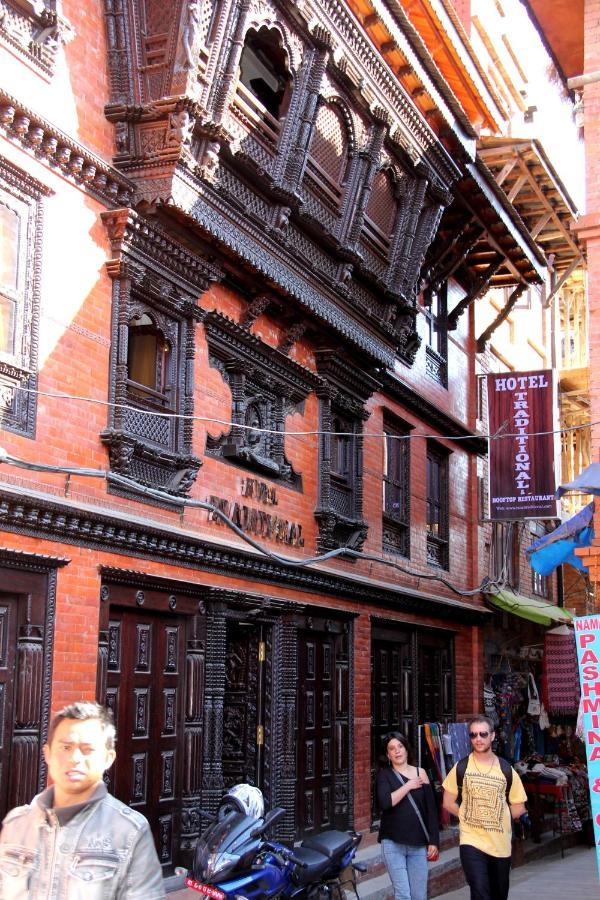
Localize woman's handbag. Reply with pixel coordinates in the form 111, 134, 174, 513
527, 672, 541, 716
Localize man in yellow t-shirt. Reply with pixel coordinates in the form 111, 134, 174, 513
442, 715, 527, 900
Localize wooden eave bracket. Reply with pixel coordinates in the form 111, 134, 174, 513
476, 282, 528, 352
446, 255, 503, 330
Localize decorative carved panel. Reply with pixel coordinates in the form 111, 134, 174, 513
0, 0, 74, 79
203, 310, 321, 488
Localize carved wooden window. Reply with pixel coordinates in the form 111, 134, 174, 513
102, 292, 201, 498
363, 169, 397, 259
382, 420, 410, 557
305, 102, 349, 211
236, 26, 291, 150
422, 282, 448, 387
426, 442, 449, 570
330, 413, 355, 516
127, 313, 173, 409
0, 160, 47, 437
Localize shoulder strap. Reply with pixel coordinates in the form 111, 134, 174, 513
455, 756, 469, 806
497, 757, 513, 803
392, 770, 430, 843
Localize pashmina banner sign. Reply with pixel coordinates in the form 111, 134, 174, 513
574, 615, 600, 881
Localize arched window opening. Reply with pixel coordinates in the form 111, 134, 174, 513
127, 313, 172, 406
305, 102, 349, 210
363, 169, 398, 258
239, 27, 291, 120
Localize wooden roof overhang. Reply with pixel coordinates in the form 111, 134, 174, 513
522, 0, 584, 84
346, 0, 504, 152
478, 137, 584, 308
424, 159, 547, 332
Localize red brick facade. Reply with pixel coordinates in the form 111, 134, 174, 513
0, 0, 517, 870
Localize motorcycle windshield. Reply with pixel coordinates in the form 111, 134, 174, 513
193, 812, 262, 883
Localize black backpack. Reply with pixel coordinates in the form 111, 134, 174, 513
455, 755, 513, 806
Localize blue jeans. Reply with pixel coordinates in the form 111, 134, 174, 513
381, 839, 428, 900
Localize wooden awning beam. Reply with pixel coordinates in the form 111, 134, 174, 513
476, 282, 528, 352
543, 255, 585, 308
447, 255, 504, 330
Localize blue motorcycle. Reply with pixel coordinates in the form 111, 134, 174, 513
186, 786, 364, 899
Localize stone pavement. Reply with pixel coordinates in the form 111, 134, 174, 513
438, 844, 599, 899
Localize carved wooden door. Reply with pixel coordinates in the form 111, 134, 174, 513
105, 607, 186, 872
297, 629, 349, 837
222, 621, 264, 789
0, 595, 17, 820
417, 633, 454, 728
371, 631, 414, 820
371, 635, 415, 747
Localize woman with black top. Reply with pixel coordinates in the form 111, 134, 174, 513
376, 732, 439, 900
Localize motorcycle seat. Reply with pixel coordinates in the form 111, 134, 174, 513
301, 830, 355, 860
289, 847, 332, 885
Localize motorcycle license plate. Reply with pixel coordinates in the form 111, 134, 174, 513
184, 876, 226, 899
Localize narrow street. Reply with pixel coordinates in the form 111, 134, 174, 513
439, 845, 598, 899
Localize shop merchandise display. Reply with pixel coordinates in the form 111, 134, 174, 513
543, 630, 580, 715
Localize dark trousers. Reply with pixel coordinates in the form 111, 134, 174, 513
459, 845, 511, 900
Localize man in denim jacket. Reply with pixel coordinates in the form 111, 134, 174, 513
0, 701, 165, 898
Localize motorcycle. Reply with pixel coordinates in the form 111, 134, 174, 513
186, 795, 364, 899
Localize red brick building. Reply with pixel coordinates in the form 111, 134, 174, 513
0, 0, 549, 873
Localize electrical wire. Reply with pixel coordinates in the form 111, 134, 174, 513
11, 385, 595, 443
0, 447, 500, 598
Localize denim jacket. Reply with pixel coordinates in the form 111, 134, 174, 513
0, 784, 166, 899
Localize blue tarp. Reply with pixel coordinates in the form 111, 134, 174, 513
556, 463, 600, 498
528, 526, 593, 575
528, 501, 594, 553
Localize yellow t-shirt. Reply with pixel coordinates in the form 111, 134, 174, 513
442, 756, 527, 858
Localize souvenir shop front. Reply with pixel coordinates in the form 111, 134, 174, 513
482, 602, 592, 845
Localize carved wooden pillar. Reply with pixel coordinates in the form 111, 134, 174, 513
343, 116, 388, 253
8, 622, 44, 809
354, 409, 369, 525
201, 600, 227, 813
335, 148, 362, 246
209, 0, 252, 126
182, 301, 200, 452
280, 37, 330, 195
402, 194, 448, 303
104, 0, 132, 104
278, 613, 298, 842
107, 258, 131, 435
316, 385, 333, 515
386, 176, 414, 290
96, 628, 109, 705
334, 626, 352, 828
200, 0, 238, 116
224, 363, 245, 448
271, 395, 285, 471
181, 610, 205, 857
392, 172, 428, 301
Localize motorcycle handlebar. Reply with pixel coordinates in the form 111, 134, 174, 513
261, 843, 308, 868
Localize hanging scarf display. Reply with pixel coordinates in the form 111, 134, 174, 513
543, 630, 580, 715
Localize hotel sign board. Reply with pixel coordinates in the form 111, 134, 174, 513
487, 370, 558, 520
